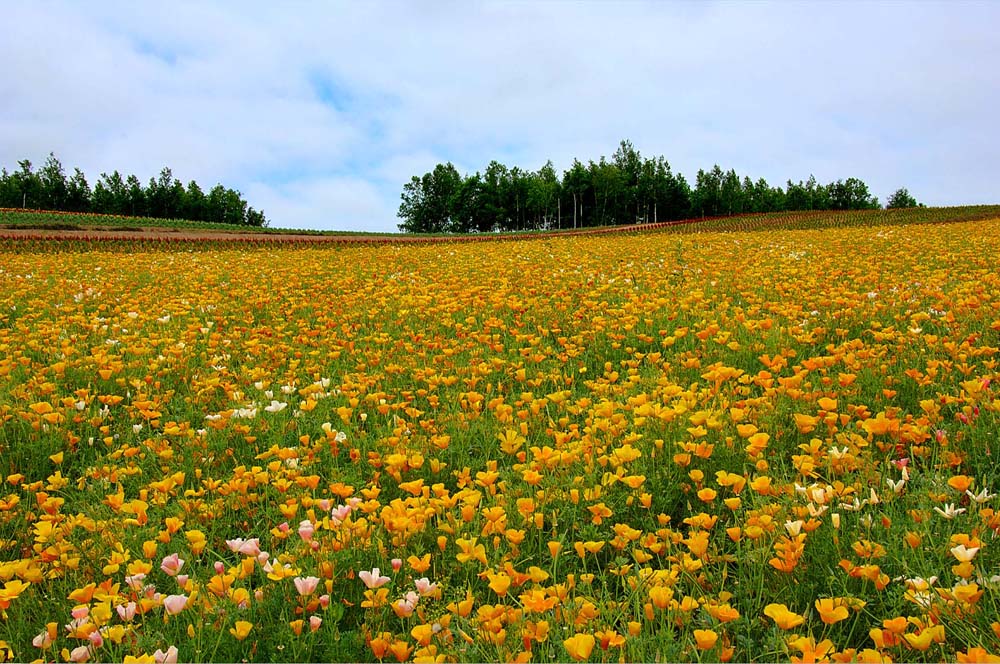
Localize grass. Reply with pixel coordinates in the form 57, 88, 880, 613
0, 212, 999, 662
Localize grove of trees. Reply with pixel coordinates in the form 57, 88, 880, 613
0, 153, 268, 226
398, 141, 911, 233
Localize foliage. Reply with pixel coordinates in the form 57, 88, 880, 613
398, 140, 896, 233
887, 188, 920, 209
1, 209, 1000, 662
0, 153, 268, 227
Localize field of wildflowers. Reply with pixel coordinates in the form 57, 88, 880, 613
1, 214, 1000, 662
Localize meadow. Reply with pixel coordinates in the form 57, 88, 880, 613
1, 213, 999, 662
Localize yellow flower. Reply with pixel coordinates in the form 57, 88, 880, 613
487, 571, 511, 596
455, 538, 487, 565
230, 620, 253, 640
563, 633, 595, 661
763, 603, 804, 630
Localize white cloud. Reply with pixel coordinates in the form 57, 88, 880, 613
244, 177, 398, 233
2, 1, 998, 228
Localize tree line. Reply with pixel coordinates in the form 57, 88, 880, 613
398, 140, 920, 233
0, 153, 268, 226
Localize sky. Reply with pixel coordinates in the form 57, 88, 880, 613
3, 1, 998, 232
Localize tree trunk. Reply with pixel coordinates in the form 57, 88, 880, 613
573, 193, 577, 229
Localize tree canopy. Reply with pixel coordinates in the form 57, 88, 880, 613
398, 140, 895, 233
886, 187, 920, 209
0, 153, 268, 226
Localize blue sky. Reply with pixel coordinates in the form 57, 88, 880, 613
2, 2, 998, 232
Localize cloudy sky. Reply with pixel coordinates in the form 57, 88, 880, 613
3, 2, 997, 231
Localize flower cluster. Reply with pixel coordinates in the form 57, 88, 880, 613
0, 218, 999, 661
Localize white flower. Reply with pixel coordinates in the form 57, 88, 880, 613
934, 503, 966, 519
967, 488, 996, 504
264, 400, 287, 413
950, 544, 980, 562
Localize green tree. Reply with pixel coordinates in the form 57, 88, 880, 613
691, 165, 723, 217
613, 140, 642, 223
66, 168, 92, 212
246, 206, 268, 227
93, 171, 127, 214
480, 161, 511, 232
719, 168, 745, 215
561, 159, 591, 229
527, 161, 560, 229
125, 175, 146, 216
12, 160, 42, 209
182, 181, 208, 221
828, 177, 880, 210
0, 168, 17, 207
886, 187, 918, 208
397, 163, 463, 233
38, 153, 68, 210
588, 157, 622, 227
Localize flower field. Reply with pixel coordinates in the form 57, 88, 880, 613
1, 215, 1000, 662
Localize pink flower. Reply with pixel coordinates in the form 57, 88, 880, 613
116, 602, 137, 622
124, 573, 146, 591
414, 577, 438, 597
32, 630, 54, 649
154, 646, 179, 664
87, 631, 104, 648
331, 504, 351, 522
391, 558, 403, 572
298, 520, 315, 541
358, 567, 391, 589
160, 553, 185, 577
72, 605, 90, 620
393, 591, 419, 617
176, 574, 188, 587
214, 561, 225, 574
69, 645, 91, 663
226, 538, 261, 556
294, 576, 320, 596
309, 616, 323, 632
162, 594, 188, 615
278, 521, 290, 533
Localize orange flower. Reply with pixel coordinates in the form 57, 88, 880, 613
595, 629, 625, 650
407, 554, 431, 573
814, 598, 849, 625
948, 475, 974, 492
957, 647, 1000, 662
693, 629, 718, 650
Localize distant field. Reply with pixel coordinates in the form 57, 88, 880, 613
1, 209, 1000, 662
0, 208, 390, 236
3, 205, 1000, 242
